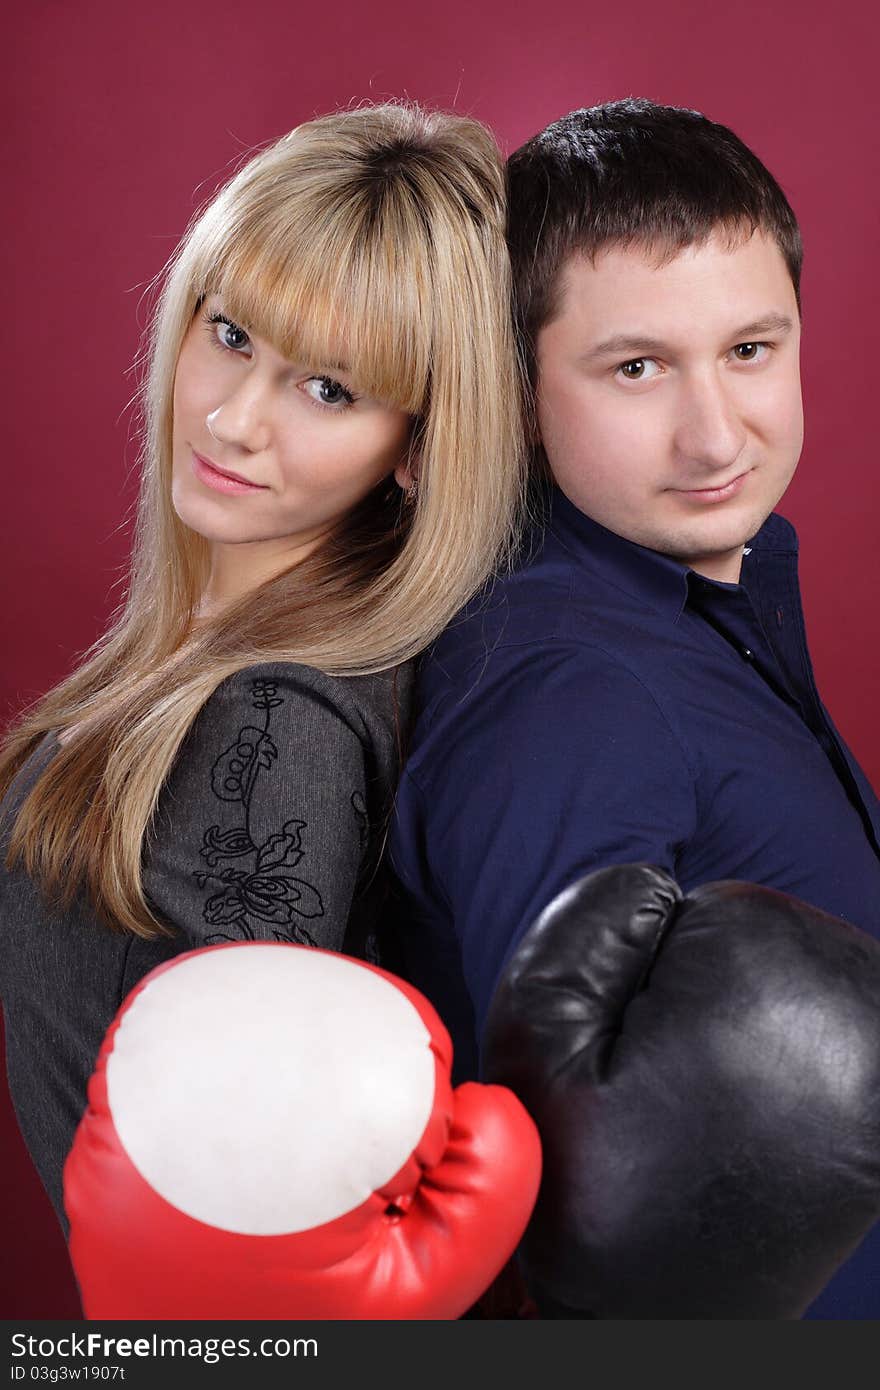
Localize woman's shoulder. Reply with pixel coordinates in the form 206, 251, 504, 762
215, 658, 414, 711
202, 659, 415, 758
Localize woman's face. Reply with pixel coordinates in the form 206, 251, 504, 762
171, 296, 413, 586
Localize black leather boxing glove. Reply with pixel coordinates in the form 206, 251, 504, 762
481, 865, 880, 1319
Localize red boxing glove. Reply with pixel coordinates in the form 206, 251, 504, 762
64, 943, 541, 1320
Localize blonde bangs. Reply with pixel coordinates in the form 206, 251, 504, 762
184, 174, 434, 416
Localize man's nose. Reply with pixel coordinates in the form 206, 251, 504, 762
673, 371, 747, 474
206, 375, 272, 454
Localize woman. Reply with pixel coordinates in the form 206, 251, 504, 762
0, 102, 527, 1232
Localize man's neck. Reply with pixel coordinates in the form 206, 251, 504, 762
685, 550, 745, 585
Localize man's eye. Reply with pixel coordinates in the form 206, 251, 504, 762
303, 376, 356, 409
205, 312, 251, 353
732, 342, 769, 363
617, 358, 660, 382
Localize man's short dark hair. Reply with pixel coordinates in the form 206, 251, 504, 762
507, 98, 803, 384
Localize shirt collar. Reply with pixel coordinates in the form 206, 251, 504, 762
545, 483, 798, 622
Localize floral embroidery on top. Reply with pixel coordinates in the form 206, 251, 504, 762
194, 676, 325, 946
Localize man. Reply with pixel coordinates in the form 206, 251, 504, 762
388, 98, 880, 1317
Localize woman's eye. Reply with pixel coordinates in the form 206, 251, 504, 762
205, 312, 251, 354
617, 357, 660, 382
732, 341, 769, 363
303, 376, 356, 409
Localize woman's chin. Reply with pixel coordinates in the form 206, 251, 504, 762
170, 487, 241, 543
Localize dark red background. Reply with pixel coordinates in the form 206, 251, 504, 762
4, 0, 878, 1317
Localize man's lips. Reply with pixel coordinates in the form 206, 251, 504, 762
671, 469, 751, 502
191, 449, 268, 489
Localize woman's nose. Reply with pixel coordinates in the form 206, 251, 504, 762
205, 379, 272, 454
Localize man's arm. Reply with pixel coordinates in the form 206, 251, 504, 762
482, 864, 880, 1318
391, 640, 699, 1040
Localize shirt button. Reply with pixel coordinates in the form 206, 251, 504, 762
741, 647, 755, 661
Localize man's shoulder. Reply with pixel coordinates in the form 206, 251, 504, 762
426, 506, 801, 660
749, 511, 799, 553
418, 534, 670, 697
414, 579, 673, 742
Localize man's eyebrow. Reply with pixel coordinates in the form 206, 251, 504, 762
729, 313, 795, 340
582, 313, 795, 360
581, 333, 669, 360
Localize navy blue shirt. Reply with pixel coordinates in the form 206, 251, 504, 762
389, 484, 880, 1318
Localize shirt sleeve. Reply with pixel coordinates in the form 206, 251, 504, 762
391, 640, 699, 1038
141, 663, 371, 953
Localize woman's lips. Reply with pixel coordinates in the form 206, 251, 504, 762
191, 449, 269, 494
672, 469, 751, 504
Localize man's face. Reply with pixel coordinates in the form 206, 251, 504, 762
535, 228, 803, 582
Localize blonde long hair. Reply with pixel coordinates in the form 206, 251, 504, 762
0, 102, 528, 939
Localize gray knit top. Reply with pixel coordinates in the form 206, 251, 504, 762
0, 660, 414, 1234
